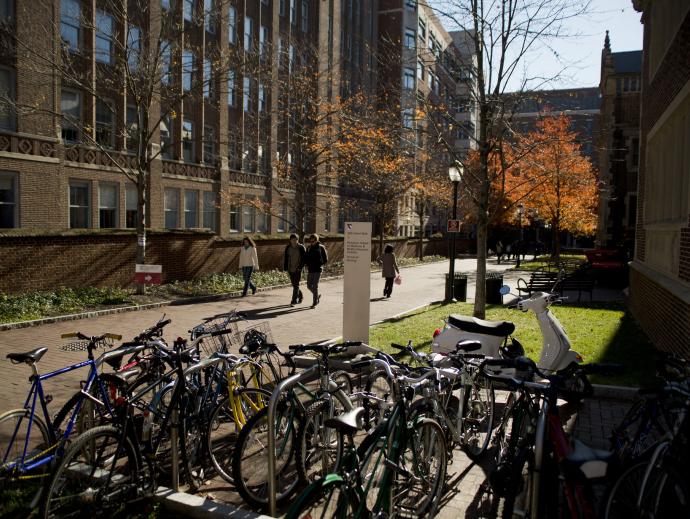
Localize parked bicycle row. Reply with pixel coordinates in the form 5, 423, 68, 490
1, 286, 689, 518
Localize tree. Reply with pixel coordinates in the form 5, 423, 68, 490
421, 0, 591, 318
504, 113, 597, 257
8, 0, 239, 293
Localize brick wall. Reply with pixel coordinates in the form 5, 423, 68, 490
0, 231, 454, 293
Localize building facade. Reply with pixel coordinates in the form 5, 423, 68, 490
597, 33, 642, 248
630, 0, 690, 356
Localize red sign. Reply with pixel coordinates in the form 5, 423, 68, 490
135, 264, 162, 285
447, 219, 461, 233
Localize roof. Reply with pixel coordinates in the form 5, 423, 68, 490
612, 51, 642, 74
508, 87, 601, 113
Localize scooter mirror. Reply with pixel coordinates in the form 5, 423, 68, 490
499, 285, 511, 295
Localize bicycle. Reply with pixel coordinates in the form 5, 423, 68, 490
286, 357, 447, 519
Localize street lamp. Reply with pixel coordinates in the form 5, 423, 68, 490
446, 163, 463, 302
516, 203, 524, 268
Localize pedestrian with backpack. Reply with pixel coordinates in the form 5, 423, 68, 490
284, 233, 306, 306
305, 234, 328, 308
379, 244, 400, 298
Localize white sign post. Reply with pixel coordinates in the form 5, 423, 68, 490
343, 222, 372, 351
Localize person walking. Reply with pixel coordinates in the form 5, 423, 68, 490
496, 240, 504, 264
284, 233, 306, 306
305, 234, 328, 308
239, 236, 259, 297
380, 244, 400, 298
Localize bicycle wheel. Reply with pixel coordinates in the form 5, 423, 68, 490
500, 447, 534, 519
364, 369, 393, 429
40, 425, 140, 518
396, 418, 447, 517
296, 399, 344, 484
463, 375, 495, 460
207, 388, 271, 483
286, 476, 360, 519
232, 399, 301, 509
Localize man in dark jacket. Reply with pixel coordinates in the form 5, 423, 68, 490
304, 234, 328, 308
284, 233, 306, 306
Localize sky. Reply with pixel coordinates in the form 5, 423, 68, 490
430, 0, 644, 92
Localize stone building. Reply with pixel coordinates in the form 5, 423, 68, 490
630, 0, 690, 356
597, 32, 642, 248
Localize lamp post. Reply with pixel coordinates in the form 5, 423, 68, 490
516, 203, 524, 268
446, 163, 463, 302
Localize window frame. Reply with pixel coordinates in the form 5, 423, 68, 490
404, 28, 416, 49
60, 88, 82, 143
228, 6, 237, 44
0, 171, 18, 229
95, 9, 114, 64
244, 16, 253, 51
229, 203, 240, 232
301, 0, 308, 32
203, 125, 215, 164
182, 50, 194, 92
160, 116, 172, 159
403, 67, 415, 90
182, 119, 195, 162
125, 184, 138, 229
98, 182, 118, 229
203, 191, 217, 231
60, 0, 81, 51
164, 187, 180, 229
184, 189, 199, 228
95, 98, 115, 148
69, 180, 91, 229
203, 58, 213, 99
0, 67, 15, 131
228, 70, 236, 106
242, 203, 255, 232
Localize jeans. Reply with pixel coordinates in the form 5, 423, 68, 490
306, 272, 321, 305
384, 277, 394, 297
289, 271, 303, 303
242, 266, 256, 295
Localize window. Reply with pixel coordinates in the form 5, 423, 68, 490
243, 76, 251, 111
0, 172, 17, 228
228, 6, 237, 44
0, 68, 15, 130
277, 200, 287, 232
403, 67, 415, 90
632, 137, 639, 167
160, 116, 172, 159
261, 0, 269, 5
289, 44, 295, 72
182, 119, 194, 162
417, 59, 424, 80
301, 0, 308, 32
127, 25, 141, 71
228, 70, 236, 105
256, 198, 267, 232
184, 190, 198, 228
402, 108, 414, 129
95, 10, 113, 64
95, 99, 114, 148
161, 41, 172, 85
161, 0, 170, 10
69, 181, 90, 229
203, 191, 216, 231
404, 28, 416, 49
0, 0, 13, 22
183, 0, 193, 22
259, 26, 269, 57
280, 0, 286, 17
204, 58, 212, 98
60, 89, 81, 143
182, 51, 194, 92
406, 0, 417, 10
324, 202, 331, 232
229, 204, 239, 232
242, 204, 254, 232
290, 0, 296, 25
60, 0, 80, 51
418, 18, 426, 41
204, 0, 215, 33
244, 16, 253, 51
99, 183, 118, 228
258, 84, 266, 112
164, 188, 179, 228
126, 105, 138, 151
125, 184, 138, 228
203, 126, 214, 164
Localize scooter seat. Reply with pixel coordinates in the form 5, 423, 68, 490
562, 439, 614, 480
448, 315, 515, 337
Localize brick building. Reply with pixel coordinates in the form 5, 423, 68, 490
597, 32, 642, 248
630, 0, 690, 356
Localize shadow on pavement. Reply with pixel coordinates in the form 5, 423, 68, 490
241, 304, 313, 320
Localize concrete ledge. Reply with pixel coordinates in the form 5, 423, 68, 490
154, 486, 273, 519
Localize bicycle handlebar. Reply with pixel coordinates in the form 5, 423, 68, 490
61, 332, 122, 343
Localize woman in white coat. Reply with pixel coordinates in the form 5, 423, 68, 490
239, 236, 259, 296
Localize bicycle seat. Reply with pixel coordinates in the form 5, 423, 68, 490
107, 367, 142, 388
7, 347, 48, 365
324, 407, 365, 435
448, 315, 515, 337
563, 439, 615, 480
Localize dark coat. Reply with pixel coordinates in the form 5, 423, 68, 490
283, 243, 306, 272
305, 242, 328, 273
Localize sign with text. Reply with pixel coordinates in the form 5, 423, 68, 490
135, 264, 162, 285
447, 219, 461, 233
343, 222, 372, 349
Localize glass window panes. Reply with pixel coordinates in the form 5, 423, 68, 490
60, 0, 80, 51
126, 105, 138, 151
125, 184, 138, 228
0, 0, 13, 21
127, 25, 141, 71
161, 41, 172, 85
203, 126, 214, 164
228, 6, 237, 44
160, 117, 172, 159
60, 89, 81, 142
0, 68, 14, 130
95, 10, 113, 64
204, 58, 212, 98
280, 0, 285, 17
403, 68, 415, 89
260, 26, 269, 57
162, 0, 170, 10
277, 200, 286, 232
290, 0, 296, 24
184, 190, 198, 228
184, 0, 193, 22
324, 202, 331, 232
244, 16, 253, 50
203, 191, 216, 231
0, 173, 16, 228
243, 77, 251, 111
258, 84, 266, 112
229, 204, 239, 232
404, 28, 416, 49
205, 0, 215, 32
182, 119, 194, 162
182, 51, 193, 92
301, 0, 308, 32
164, 188, 179, 228
99, 183, 117, 228
242, 204, 254, 232
69, 181, 90, 228
228, 71, 236, 105
95, 99, 114, 147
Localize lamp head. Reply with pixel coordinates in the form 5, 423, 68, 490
448, 164, 463, 182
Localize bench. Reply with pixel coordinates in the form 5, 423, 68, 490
517, 270, 559, 297
556, 277, 595, 302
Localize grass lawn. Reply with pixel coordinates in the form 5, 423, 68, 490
511, 254, 587, 272
368, 300, 657, 387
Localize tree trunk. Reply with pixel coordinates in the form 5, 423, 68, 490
473, 210, 488, 319
552, 219, 561, 260
135, 168, 147, 295
378, 203, 385, 258
417, 205, 425, 260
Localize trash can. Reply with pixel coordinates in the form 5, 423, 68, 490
486, 272, 504, 304
446, 273, 468, 302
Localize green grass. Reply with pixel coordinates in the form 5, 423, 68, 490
511, 254, 587, 272
369, 300, 656, 387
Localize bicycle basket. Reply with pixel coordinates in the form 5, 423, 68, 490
233, 322, 274, 354
190, 309, 245, 339
60, 336, 116, 352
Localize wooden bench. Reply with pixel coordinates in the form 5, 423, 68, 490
555, 277, 595, 302
517, 270, 559, 297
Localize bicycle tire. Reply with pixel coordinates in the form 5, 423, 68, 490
39, 425, 140, 519
231, 400, 301, 510
462, 374, 495, 460
52, 388, 105, 442
407, 395, 459, 449
364, 369, 393, 429
207, 388, 271, 484
295, 399, 344, 484
500, 447, 533, 519
286, 475, 360, 519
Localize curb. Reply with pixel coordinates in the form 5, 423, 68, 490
154, 487, 273, 519
591, 383, 638, 400
0, 260, 448, 331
